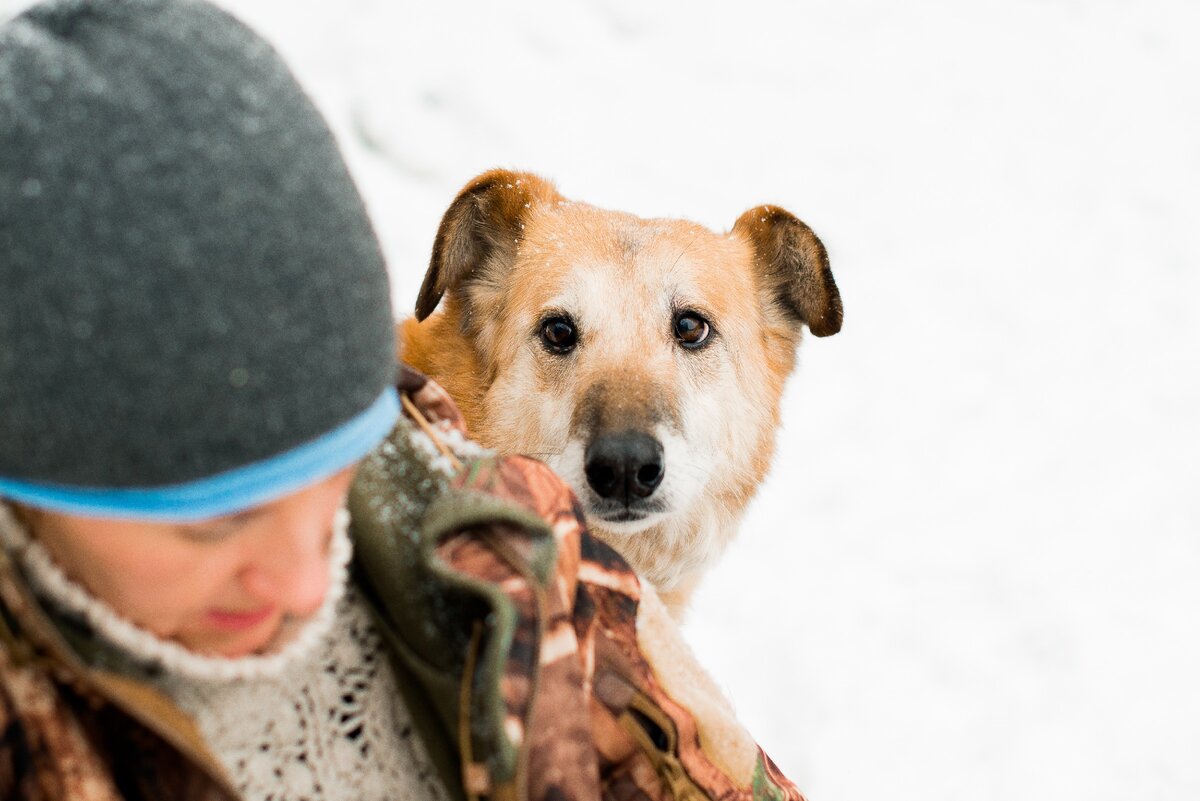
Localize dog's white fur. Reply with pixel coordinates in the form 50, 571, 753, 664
401, 170, 841, 616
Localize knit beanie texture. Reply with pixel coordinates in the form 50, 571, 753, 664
0, 0, 396, 494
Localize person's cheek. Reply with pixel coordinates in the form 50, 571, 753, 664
103, 541, 227, 637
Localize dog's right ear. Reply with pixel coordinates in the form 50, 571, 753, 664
415, 169, 562, 321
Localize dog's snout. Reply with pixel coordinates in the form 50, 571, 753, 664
584, 431, 664, 504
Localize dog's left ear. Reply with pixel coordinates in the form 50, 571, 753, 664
415, 169, 562, 321
732, 206, 842, 337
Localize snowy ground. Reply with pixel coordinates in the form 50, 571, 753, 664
5, 1, 1197, 799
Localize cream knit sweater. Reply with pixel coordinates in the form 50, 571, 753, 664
0, 503, 446, 801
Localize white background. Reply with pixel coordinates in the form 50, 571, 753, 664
4, 1, 1197, 799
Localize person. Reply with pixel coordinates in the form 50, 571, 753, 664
0, 2, 806, 800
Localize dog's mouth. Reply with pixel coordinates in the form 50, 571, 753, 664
586, 498, 668, 534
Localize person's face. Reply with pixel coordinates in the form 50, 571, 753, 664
17, 466, 356, 658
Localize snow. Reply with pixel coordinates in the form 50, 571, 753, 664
3, 0, 1197, 798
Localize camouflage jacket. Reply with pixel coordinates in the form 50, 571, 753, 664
0, 369, 805, 801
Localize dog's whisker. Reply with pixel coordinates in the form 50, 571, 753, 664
665, 231, 702, 276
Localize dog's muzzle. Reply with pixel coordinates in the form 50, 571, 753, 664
583, 431, 664, 513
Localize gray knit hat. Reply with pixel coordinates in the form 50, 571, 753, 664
0, 0, 399, 519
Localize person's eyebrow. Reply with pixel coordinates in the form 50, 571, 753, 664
226, 506, 270, 525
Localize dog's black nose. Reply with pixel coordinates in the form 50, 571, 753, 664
584, 431, 664, 503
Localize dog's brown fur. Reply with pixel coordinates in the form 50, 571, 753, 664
401, 169, 841, 616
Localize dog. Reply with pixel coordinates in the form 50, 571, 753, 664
399, 169, 842, 616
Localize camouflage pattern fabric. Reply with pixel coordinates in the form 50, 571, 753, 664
353, 366, 806, 801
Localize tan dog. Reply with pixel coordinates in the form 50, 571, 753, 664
400, 169, 842, 615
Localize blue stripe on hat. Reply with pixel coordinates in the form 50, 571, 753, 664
0, 387, 400, 522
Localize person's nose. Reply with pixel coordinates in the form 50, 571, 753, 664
239, 510, 333, 618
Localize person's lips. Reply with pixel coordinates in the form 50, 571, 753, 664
205, 606, 276, 631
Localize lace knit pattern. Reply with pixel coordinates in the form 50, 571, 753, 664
152, 585, 448, 801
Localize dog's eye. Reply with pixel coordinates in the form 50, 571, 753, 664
540, 316, 577, 353
673, 312, 711, 349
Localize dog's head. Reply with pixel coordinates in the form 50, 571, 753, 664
413, 170, 841, 586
